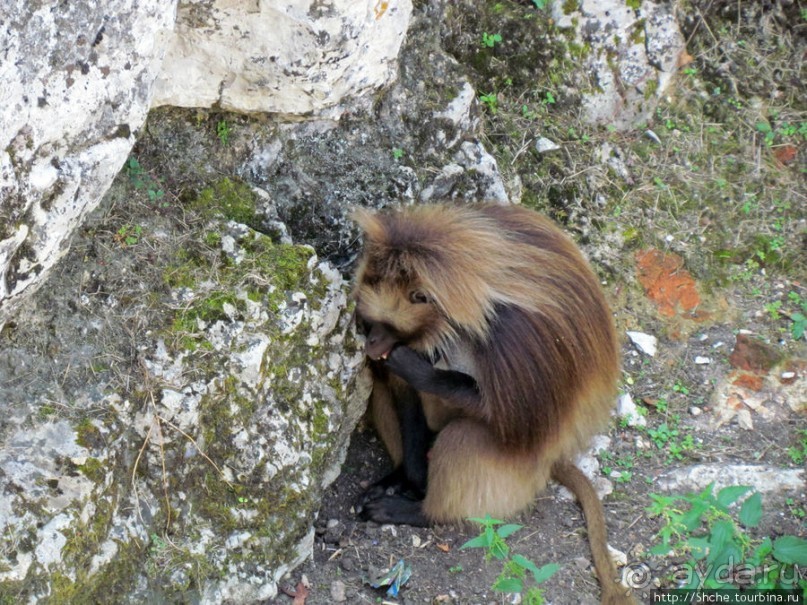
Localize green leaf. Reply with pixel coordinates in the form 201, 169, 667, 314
460, 535, 490, 550
773, 536, 807, 565
649, 543, 672, 556
681, 569, 701, 589
706, 520, 737, 565
493, 577, 524, 593
686, 536, 711, 560
490, 537, 510, 561
716, 485, 753, 508
468, 515, 504, 525
496, 524, 523, 539
755, 121, 773, 133
530, 562, 560, 584
739, 492, 762, 527
748, 537, 773, 566
706, 542, 742, 579
680, 500, 710, 531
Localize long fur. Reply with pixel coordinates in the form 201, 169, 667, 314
354, 203, 631, 604
355, 204, 619, 453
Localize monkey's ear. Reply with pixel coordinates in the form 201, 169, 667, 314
351, 207, 387, 243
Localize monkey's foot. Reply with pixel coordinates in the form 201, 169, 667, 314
359, 493, 430, 527
358, 468, 424, 508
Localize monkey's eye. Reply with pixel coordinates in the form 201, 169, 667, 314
409, 290, 430, 304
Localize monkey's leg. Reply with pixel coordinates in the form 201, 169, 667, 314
423, 419, 547, 523
360, 376, 433, 520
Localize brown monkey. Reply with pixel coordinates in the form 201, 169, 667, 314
353, 203, 633, 605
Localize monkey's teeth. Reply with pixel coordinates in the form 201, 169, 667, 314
380, 352, 389, 360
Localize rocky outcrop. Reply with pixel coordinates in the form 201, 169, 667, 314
0, 0, 414, 329
0, 197, 371, 601
0, 0, 176, 328
152, 0, 414, 116
552, 0, 686, 129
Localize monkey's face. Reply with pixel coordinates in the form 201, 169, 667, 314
355, 278, 447, 361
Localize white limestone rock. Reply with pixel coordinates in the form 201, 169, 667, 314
552, 0, 685, 130
0, 0, 176, 328
153, 0, 414, 117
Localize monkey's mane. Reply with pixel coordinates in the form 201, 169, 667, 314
355, 204, 619, 451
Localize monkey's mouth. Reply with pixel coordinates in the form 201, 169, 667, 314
375, 346, 395, 361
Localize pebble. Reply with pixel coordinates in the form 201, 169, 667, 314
695, 356, 712, 365
626, 331, 657, 357
340, 557, 356, 572
330, 580, 347, 602
535, 137, 560, 153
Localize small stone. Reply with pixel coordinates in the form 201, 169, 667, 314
689, 406, 702, 417
535, 137, 560, 153
616, 393, 646, 427
626, 331, 657, 357
694, 356, 712, 365
340, 557, 356, 572
330, 580, 347, 602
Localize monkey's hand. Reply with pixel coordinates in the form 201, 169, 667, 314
384, 345, 435, 389
386, 346, 483, 414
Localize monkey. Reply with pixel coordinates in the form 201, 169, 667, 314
352, 203, 634, 605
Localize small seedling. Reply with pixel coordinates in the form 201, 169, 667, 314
392, 147, 405, 160
786, 429, 807, 465
462, 515, 559, 603
481, 32, 502, 48
124, 156, 165, 204
216, 120, 231, 145
479, 92, 498, 114
114, 224, 143, 247
786, 292, 807, 340
672, 381, 689, 396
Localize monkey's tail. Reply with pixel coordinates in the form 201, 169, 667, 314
551, 460, 636, 605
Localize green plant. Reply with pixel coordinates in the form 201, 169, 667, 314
786, 292, 807, 340
672, 381, 689, 396
216, 120, 231, 145
785, 498, 805, 520
648, 485, 807, 592
479, 92, 498, 114
114, 224, 143, 247
392, 147, 405, 160
481, 32, 502, 48
125, 157, 166, 204
462, 515, 559, 603
599, 452, 635, 483
786, 429, 807, 465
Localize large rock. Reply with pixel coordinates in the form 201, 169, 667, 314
552, 0, 686, 130
0, 183, 370, 601
152, 0, 414, 116
0, 0, 177, 328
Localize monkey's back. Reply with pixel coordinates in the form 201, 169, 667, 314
404, 203, 620, 460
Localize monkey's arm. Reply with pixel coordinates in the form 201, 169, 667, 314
385, 346, 486, 418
